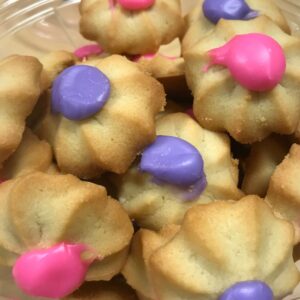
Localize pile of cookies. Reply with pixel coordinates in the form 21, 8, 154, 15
1, 0, 300, 299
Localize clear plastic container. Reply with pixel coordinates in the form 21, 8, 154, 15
0, 0, 300, 299
1, 0, 298, 59
0, 0, 88, 59
0, 0, 200, 60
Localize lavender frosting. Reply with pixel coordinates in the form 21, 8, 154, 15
202, 0, 258, 24
140, 135, 207, 193
52, 65, 110, 120
219, 281, 274, 300
176, 177, 207, 201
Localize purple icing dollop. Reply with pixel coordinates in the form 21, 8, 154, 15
219, 281, 274, 300
52, 65, 110, 120
151, 174, 207, 201
202, 0, 258, 24
140, 135, 206, 188
180, 177, 207, 201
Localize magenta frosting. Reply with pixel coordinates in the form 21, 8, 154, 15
13, 243, 97, 298
185, 108, 195, 120
207, 33, 286, 92
131, 53, 178, 62
140, 135, 207, 199
73, 44, 103, 60
117, 0, 155, 10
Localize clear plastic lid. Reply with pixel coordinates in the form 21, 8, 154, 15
0, 0, 300, 299
1, 0, 299, 60
0, 0, 199, 60
0, 0, 88, 59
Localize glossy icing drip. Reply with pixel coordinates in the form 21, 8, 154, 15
117, 0, 155, 10
132, 53, 178, 62
140, 135, 207, 200
203, 0, 258, 24
219, 280, 274, 300
13, 243, 98, 298
207, 33, 286, 92
74, 44, 103, 60
52, 65, 111, 120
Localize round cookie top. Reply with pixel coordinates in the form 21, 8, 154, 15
184, 16, 300, 143
35, 54, 166, 179
124, 196, 298, 299
130, 40, 188, 100
266, 143, 300, 244
79, 0, 184, 55
132, 52, 184, 79
0, 55, 43, 165
241, 134, 291, 197
0, 172, 133, 298
182, 0, 289, 52
115, 113, 242, 230
0, 129, 53, 180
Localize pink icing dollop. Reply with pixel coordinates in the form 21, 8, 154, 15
139, 53, 157, 60
117, 0, 155, 11
207, 33, 286, 92
185, 108, 195, 119
13, 243, 97, 298
132, 53, 178, 62
74, 44, 103, 60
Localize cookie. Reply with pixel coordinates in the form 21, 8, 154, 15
184, 16, 300, 143
35, 54, 166, 178
124, 196, 299, 299
0, 55, 43, 165
0, 129, 53, 179
114, 113, 242, 230
266, 143, 300, 244
79, 0, 184, 55
182, 0, 289, 52
0, 172, 133, 298
242, 134, 291, 197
